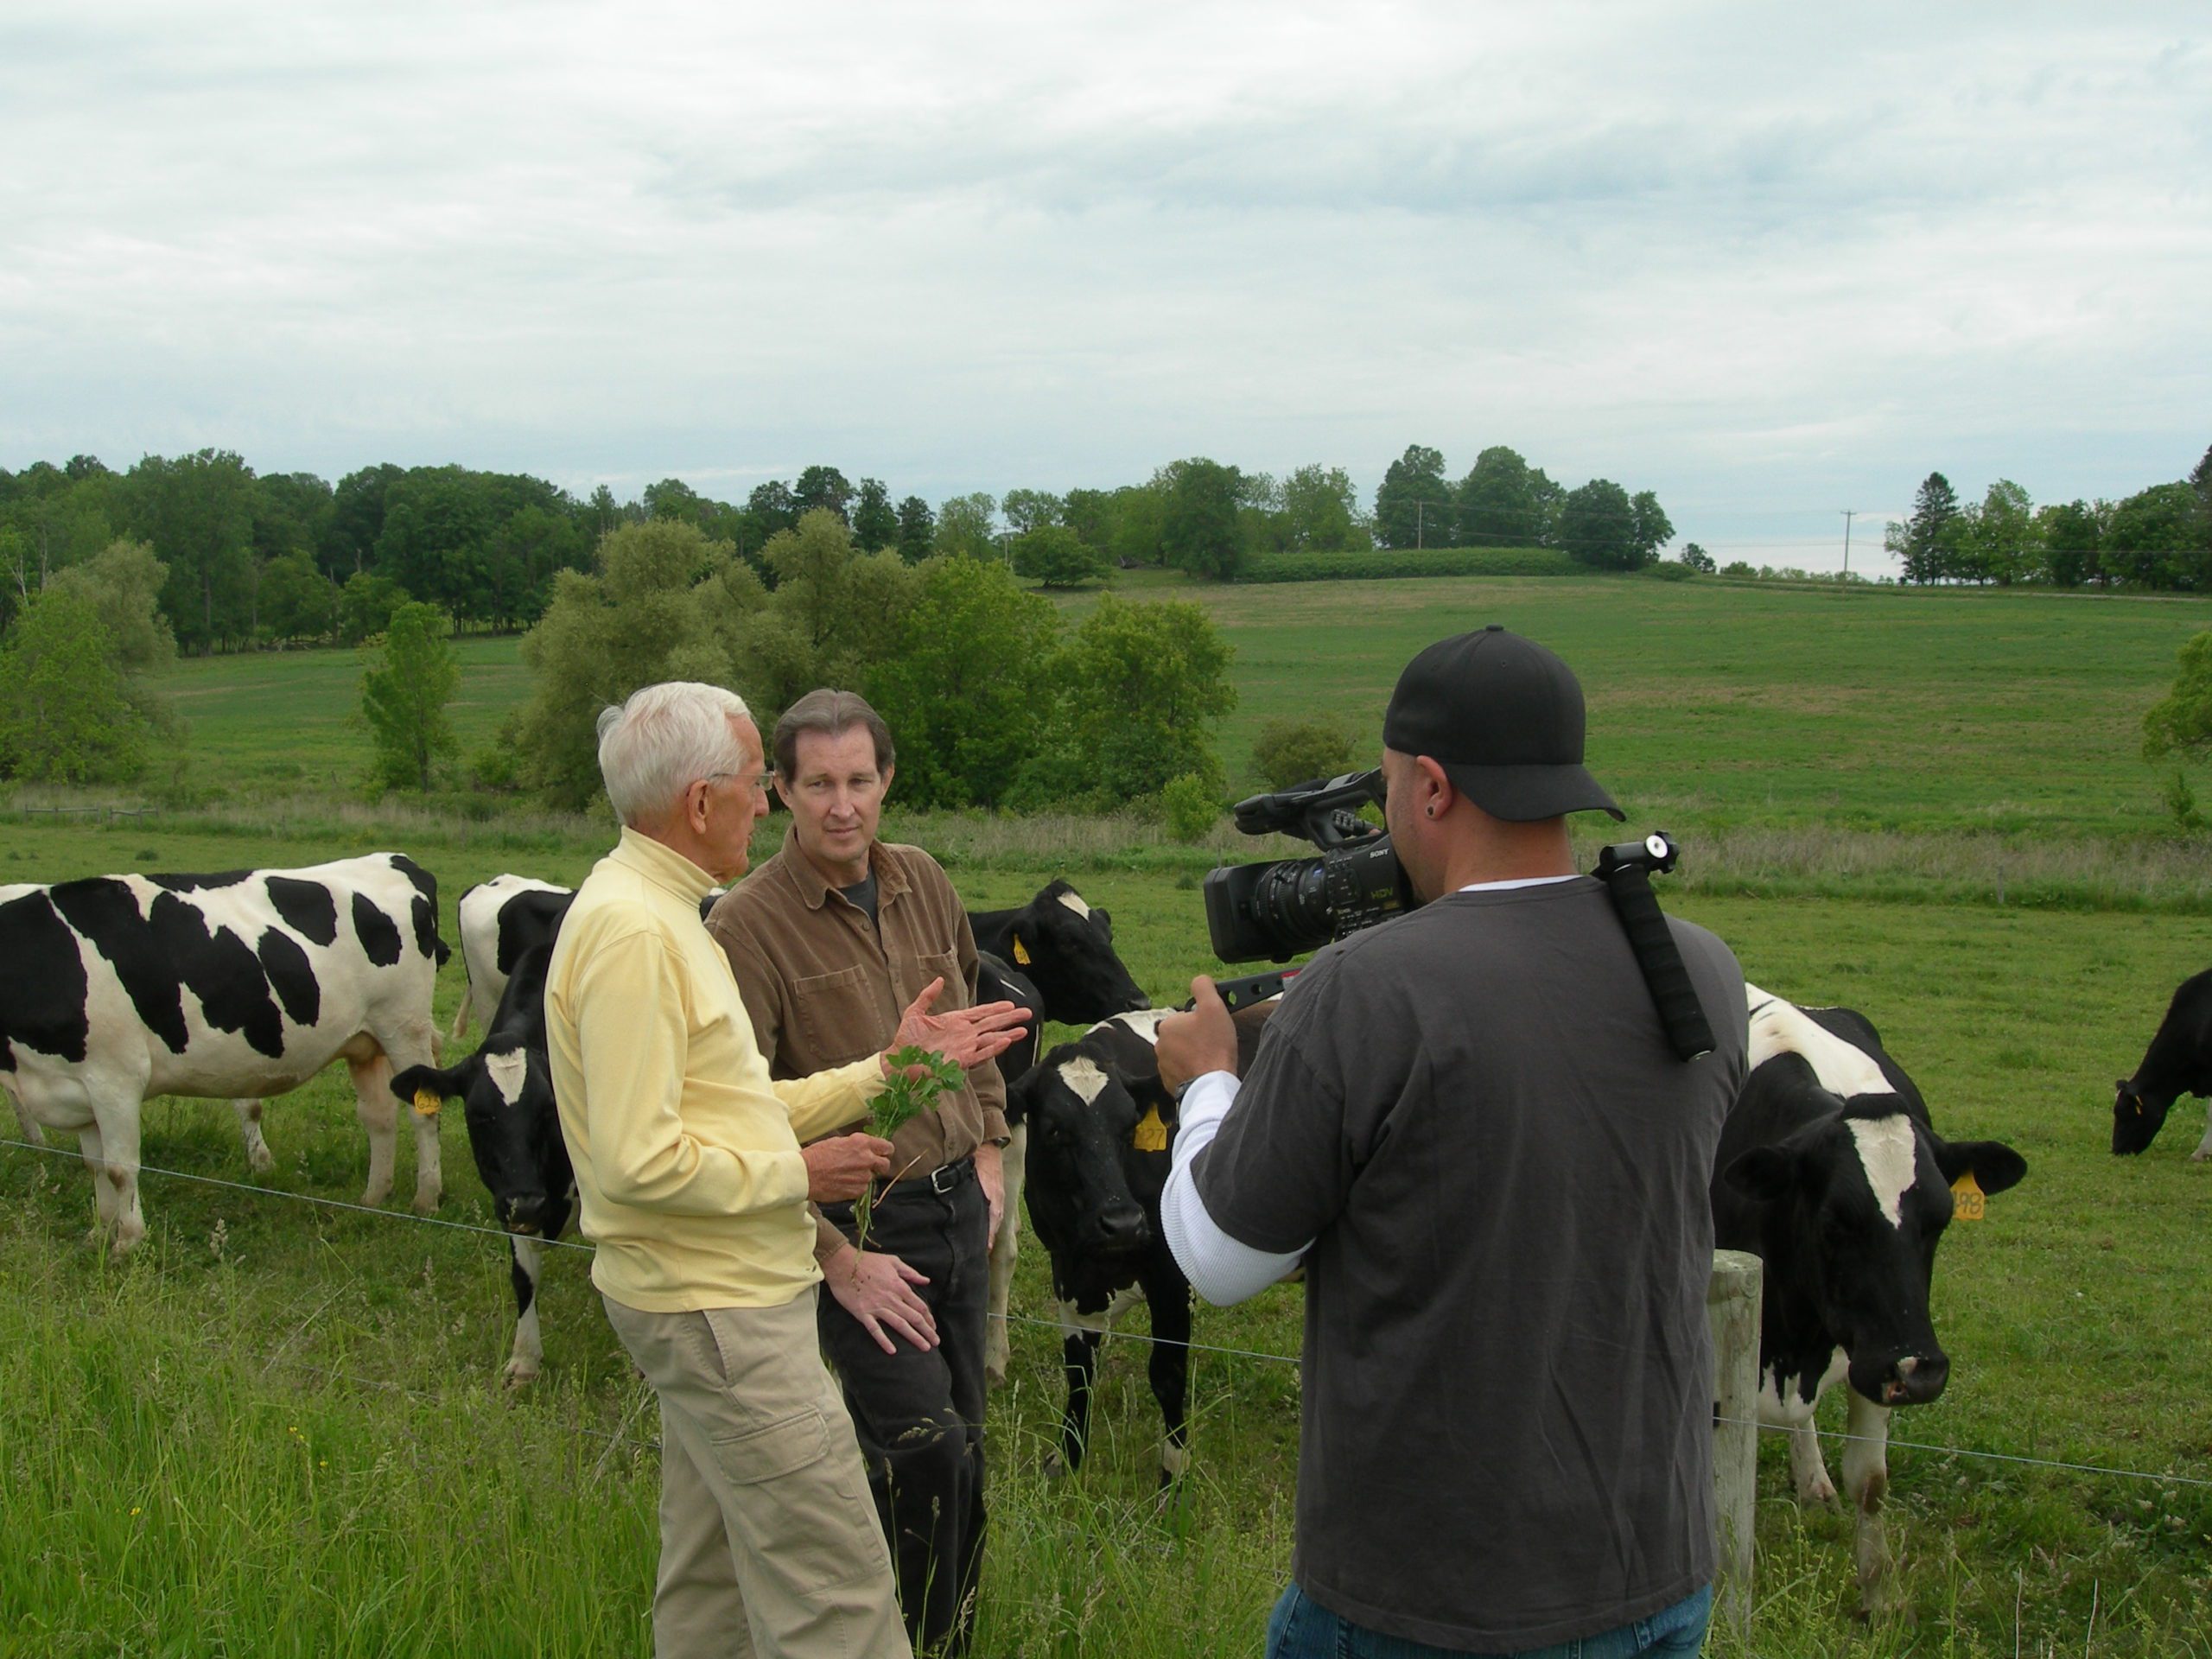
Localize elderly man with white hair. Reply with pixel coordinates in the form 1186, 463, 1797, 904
544, 681, 1026, 1659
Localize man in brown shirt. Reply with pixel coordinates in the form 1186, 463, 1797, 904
708, 689, 1006, 1656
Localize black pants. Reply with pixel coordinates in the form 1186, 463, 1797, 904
819, 1163, 989, 1656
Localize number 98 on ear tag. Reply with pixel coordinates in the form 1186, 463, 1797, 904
1949, 1171, 1985, 1222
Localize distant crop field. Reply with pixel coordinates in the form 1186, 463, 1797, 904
141, 575, 2212, 837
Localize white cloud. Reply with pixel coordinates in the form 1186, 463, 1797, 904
1, 1, 2206, 567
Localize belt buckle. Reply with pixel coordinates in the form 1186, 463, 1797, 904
928, 1161, 961, 1195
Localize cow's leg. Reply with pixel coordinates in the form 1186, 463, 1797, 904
983, 1121, 1027, 1386
231, 1098, 275, 1173
346, 1052, 400, 1207
349, 1046, 443, 1213
76, 1125, 116, 1243
81, 1097, 146, 1255
1760, 1368, 1836, 1505
2192, 1099, 2212, 1162
1840, 1391, 1894, 1617
505, 1236, 547, 1386
1052, 1328, 1103, 1476
6, 1088, 47, 1148
1143, 1264, 1192, 1486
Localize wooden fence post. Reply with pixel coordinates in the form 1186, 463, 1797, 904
1707, 1248, 1762, 1636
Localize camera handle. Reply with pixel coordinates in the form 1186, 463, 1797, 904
1594, 834, 1716, 1062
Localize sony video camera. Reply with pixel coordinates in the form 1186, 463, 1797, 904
1201, 769, 1408, 964
1199, 771, 1716, 1060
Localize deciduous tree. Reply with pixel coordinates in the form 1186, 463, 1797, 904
1012, 524, 1109, 588
0, 589, 151, 782
359, 601, 461, 791
1375, 445, 1449, 549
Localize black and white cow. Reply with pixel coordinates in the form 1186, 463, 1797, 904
394, 944, 573, 1384
0, 854, 449, 1253
452, 875, 724, 1039
1713, 985, 2027, 1613
1007, 1002, 1273, 1483
967, 880, 1152, 1387
2112, 967, 2212, 1160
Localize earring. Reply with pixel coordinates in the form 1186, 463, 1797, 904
1425, 806, 1434, 818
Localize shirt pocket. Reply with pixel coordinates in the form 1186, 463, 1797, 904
894, 946, 963, 1011
793, 964, 886, 1067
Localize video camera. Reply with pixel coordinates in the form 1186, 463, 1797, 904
1199, 771, 1715, 1060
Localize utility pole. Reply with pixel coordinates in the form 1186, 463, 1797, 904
1840, 509, 1856, 580
1416, 499, 1424, 550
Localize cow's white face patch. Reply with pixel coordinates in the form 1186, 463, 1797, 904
1058, 1056, 1111, 1105
485, 1048, 530, 1107
1113, 1008, 1172, 1044
1746, 984, 1890, 1099
1846, 1116, 1919, 1229
1055, 890, 1093, 920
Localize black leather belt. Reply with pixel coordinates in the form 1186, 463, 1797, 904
921, 1156, 976, 1196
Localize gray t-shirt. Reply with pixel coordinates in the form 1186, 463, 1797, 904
1194, 877, 1748, 1651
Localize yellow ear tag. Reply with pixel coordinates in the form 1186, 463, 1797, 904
1950, 1171, 1985, 1222
412, 1088, 443, 1119
1131, 1105, 1169, 1153
1012, 937, 1031, 967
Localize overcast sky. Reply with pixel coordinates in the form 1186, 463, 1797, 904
3, 3, 2207, 571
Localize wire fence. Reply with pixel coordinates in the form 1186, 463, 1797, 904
5, 1130, 2209, 1494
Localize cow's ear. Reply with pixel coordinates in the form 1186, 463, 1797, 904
2114, 1078, 2132, 1095
1091, 907, 1112, 936
390, 1061, 468, 1109
1935, 1138, 2027, 1198
1721, 1145, 1797, 1204
1001, 1071, 1031, 1130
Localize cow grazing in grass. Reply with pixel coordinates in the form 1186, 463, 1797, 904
0, 854, 449, 1253
2113, 968, 2212, 1160
1009, 1001, 1273, 1483
967, 880, 1152, 1387
395, 943, 572, 1384
1713, 985, 2026, 1614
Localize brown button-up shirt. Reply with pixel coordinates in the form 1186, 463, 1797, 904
707, 826, 1011, 1263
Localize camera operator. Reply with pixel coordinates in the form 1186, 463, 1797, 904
1156, 627, 1750, 1658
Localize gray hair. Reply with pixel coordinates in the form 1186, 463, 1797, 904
596, 682, 753, 826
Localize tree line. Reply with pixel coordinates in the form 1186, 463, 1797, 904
0, 442, 1678, 655
1886, 447, 2212, 588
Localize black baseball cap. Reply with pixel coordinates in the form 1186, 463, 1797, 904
1382, 626, 1624, 822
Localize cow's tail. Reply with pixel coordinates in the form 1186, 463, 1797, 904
448, 994, 474, 1042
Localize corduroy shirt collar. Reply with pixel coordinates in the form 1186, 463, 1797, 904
609, 824, 720, 905
768, 823, 914, 912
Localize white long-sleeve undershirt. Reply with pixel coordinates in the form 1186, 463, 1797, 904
1160, 873, 1581, 1306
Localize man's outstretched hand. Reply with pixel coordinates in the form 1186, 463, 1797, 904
881, 977, 1028, 1077
1155, 975, 1240, 1097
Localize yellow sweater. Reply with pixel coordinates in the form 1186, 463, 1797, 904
545, 829, 884, 1311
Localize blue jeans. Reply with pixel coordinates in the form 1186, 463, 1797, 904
1266, 1582, 1712, 1659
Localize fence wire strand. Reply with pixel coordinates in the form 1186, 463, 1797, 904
8, 1130, 2210, 1493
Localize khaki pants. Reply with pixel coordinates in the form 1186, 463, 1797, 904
602, 1290, 910, 1659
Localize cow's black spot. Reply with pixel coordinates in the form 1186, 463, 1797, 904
265, 877, 339, 947
353, 893, 404, 967
496, 890, 573, 976
148, 870, 251, 893
410, 895, 440, 963
149, 893, 286, 1058
391, 855, 437, 909
0, 890, 92, 1068
257, 928, 320, 1027
48, 878, 191, 1054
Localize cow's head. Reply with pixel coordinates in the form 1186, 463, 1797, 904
976, 952, 1046, 1115
393, 1043, 565, 1237
1722, 1096, 2026, 1408
1005, 881, 1149, 1024
2111, 1077, 2174, 1155
1012, 1047, 1155, 1262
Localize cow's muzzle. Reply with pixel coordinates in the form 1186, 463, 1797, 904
498, 1194, 557, 1236
1874, 1351, 1948, 1407
1084, 1203, 1149, 1254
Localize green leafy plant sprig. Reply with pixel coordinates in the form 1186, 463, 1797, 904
853, 1046, 965, 1247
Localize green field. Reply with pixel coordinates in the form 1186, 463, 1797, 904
6, 575, 2212, 1655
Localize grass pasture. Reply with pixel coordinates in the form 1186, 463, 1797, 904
8, 575, 2212, 1654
